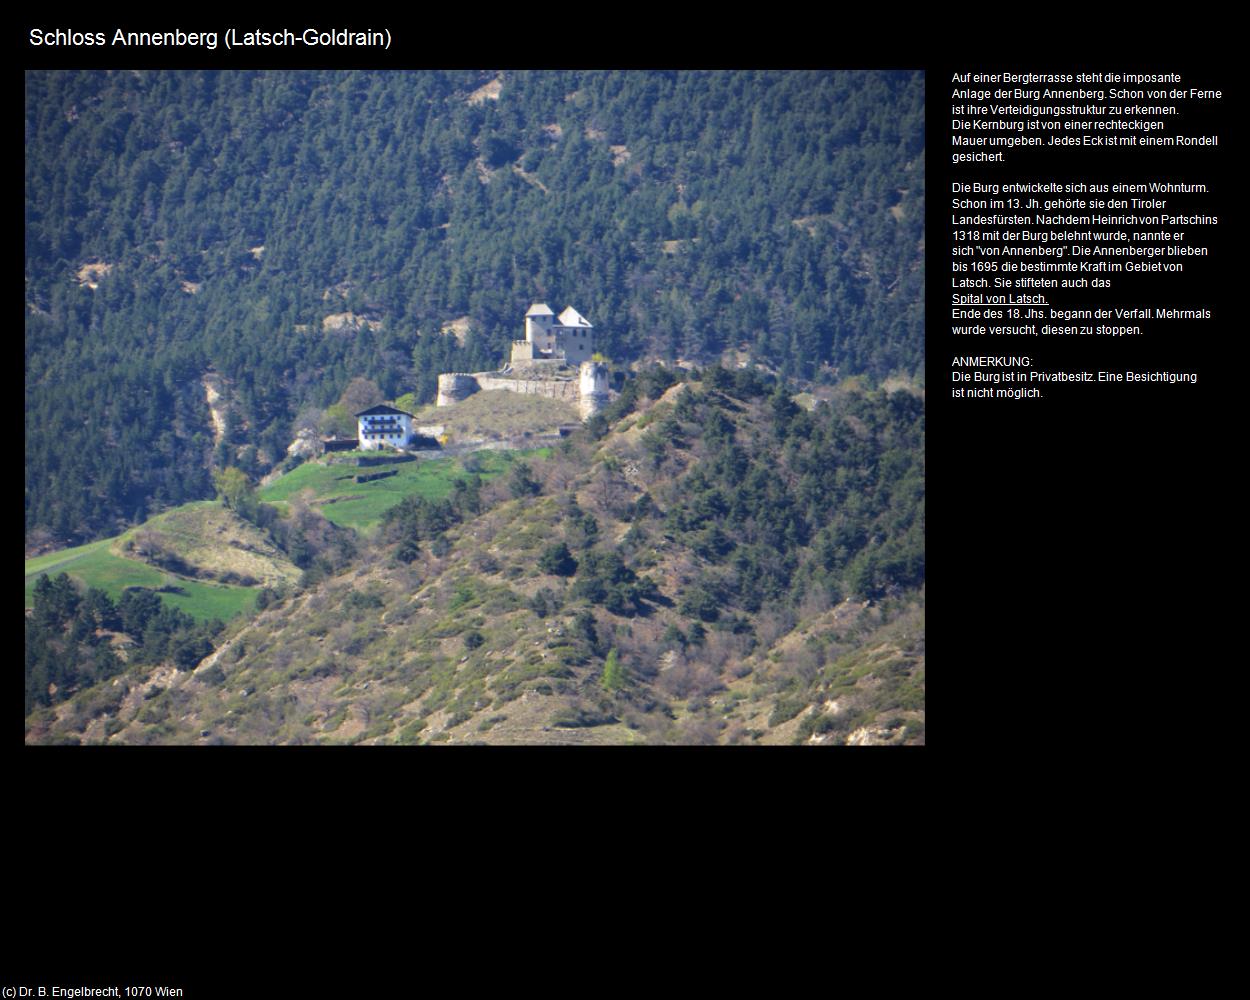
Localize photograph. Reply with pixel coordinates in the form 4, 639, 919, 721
24, 66, 926, 746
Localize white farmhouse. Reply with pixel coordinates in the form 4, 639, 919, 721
356, 404, 414, 450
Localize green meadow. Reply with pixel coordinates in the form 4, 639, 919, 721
25, 448, 549, 621
24, 539, 258, 621
258, 449, 546, 532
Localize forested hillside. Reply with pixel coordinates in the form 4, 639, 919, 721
25, 69, 924, 547
27, 369, 924, 746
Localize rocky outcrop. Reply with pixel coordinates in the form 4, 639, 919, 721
845, 724, 908, 747
286, 427, 321, 460
201, 373, 228, 447
322, 311, 383, 332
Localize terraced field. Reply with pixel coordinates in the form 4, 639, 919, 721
24, 537, 258, 621
258, 448, 547, 532
25, 448, 549, 620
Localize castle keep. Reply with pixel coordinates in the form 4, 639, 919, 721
437, 303, 610, 420
511, 304, 595, 366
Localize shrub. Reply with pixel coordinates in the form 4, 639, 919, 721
174, 636, 214, 670
679, 585, 720, 623
474, 553, 500, 575
529, 587, 558, 618
551, 703, 616, 728
796, 711, 838, 741
570, 610, 601, 656
538, 542, 578, 577
509, 462, 541, 498
584, 414, 609, 440
662, 624, 687, 649
198, 664, 227, 686
768, 696, 809, 728
449, 581, 478, 611
572, 551, 653, 616
345, 590, 385, 612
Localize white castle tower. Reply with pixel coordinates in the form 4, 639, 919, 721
556, 306, 594, 365
512, 303, 594, 365
578, 361, 610, 420
523, 303, 558, 356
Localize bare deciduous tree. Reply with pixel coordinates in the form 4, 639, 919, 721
585, 466, 635, 520
756, 605, 798, 649
676, 716, 722, 745
478, 479, 511, 508
130, 528, 163, 561
540, 453, 582, 494
293, 405, 324, 435
338, 377, 384, 415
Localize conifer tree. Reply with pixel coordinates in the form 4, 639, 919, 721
601, 648, 626, 691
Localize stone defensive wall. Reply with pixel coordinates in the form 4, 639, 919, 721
437, 371, 581, 407
437, 364, 612, 419
474, 375, 581, 403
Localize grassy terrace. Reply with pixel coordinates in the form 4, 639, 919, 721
25, 448, 550, 621
408, 389, 579, 440
258, 448, 547, 532
24, 537, 258, 621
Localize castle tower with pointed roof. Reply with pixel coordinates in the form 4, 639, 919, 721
513, 303, 595, 366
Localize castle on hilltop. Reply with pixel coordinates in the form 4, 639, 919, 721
437, 303, 610, 420
510, 303, 596, 366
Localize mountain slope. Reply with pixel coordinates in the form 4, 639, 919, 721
26, 369, 924, 745
26, 69, 924, 546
